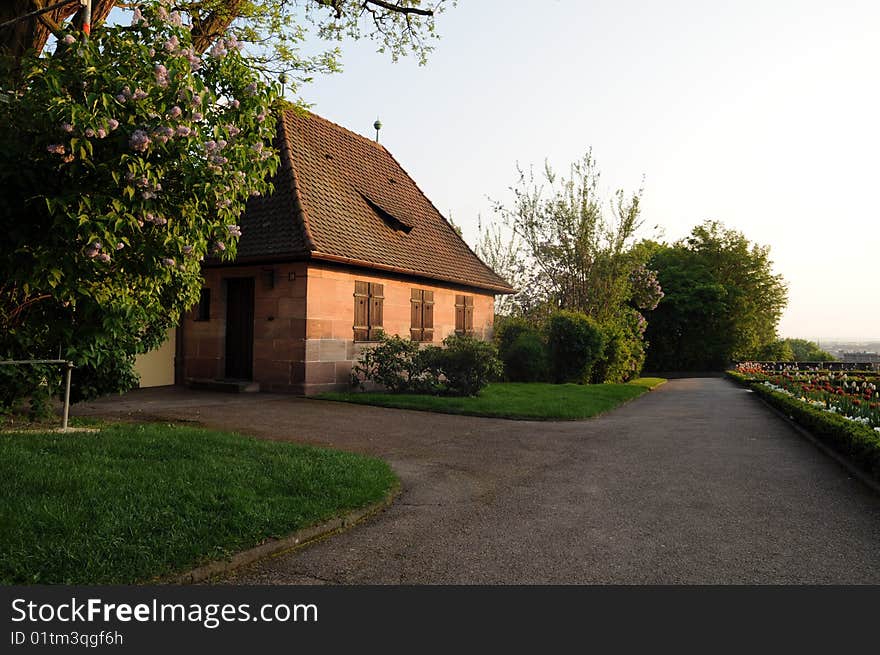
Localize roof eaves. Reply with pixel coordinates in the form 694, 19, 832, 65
311, 251, 515, 294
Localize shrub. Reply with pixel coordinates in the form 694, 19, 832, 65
352, 333, 501, 397
495, 316, 535, 354
503, 332, 549, 382
428, 334, 503, 396
351, 333, 440, 394
495, 316, 548, 382
592, 309, 647, 383
546, 310, 606, 383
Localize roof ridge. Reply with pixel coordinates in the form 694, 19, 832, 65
278, 113, 317, 251
294, 108, 388, 152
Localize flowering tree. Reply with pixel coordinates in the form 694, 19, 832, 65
0, 2, 279, 406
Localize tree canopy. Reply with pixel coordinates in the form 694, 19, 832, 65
644, 221, 788, 371
1, 1, 452, 82
0, 2, 278, 406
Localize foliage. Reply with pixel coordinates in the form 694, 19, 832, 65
0, 422, 396, 584
352, 332, 501, 396
592, 308, 647, 383
645, 221, 788, 371
768, 338, 835, 362
489, 151, 658, 323
546, 310, 606, 384
494, 316, 547, 382
321, 380, 656, 420
351, 332, 438, 393
1, 1, 454, 84
426, 334, 502, 396
727, 371, 880, 482
501, 332, 549, 383
750, 339, 796, 362
0, 3, 279, 405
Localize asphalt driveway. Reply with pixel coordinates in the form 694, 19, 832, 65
77, 378, 880, 583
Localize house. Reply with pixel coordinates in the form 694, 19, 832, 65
148, 110, 513, 394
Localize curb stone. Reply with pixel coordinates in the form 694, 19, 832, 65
168, 485, 401, 584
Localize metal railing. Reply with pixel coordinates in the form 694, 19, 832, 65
0, 359, 74, 430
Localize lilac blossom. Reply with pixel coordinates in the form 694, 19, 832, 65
162, 258, 176, 267
132, 88, 148, 101
96, 128, 107, 139
62, 34, 75, 45
175, 125, 191, 137
46, 144, 66, 155
60, 122, 73, 133
84, 128, 95, 138
191, 112, 203, 122
164, 35, 179, 52
169, 105, 182, 118
129, 129, 151, 152
108, 119, 119, 131
96, 253, 111, 263
227, 224, 242, 238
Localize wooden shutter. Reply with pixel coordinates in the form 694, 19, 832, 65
455, 295, 465, 334
422, 290, 434, 342
465, 295, 474, 335
368, 282, 384, 340
410, 288, 423, 341
353, 281, 369, 341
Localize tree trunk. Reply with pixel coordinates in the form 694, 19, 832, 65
0, 0, 116, 72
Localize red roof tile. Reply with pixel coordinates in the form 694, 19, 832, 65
236, 110, 514, 293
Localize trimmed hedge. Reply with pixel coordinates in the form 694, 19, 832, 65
727, 371, 880, 482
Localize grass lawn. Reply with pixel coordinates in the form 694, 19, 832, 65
318, 379, 664, 420
0, 423, 396, 584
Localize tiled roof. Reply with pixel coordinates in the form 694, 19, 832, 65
236, 110, 514, 293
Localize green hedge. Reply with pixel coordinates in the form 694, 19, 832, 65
727, 371, 880, 481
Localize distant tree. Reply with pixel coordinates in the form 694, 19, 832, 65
751, 340, 796, 362
782, 338, 835, 362
645, 221, 788, 370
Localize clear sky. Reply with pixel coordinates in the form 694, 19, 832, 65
295, 0, 879, 341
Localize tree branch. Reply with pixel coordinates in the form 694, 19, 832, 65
363, 0, 433, 17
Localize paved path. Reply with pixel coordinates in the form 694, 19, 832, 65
78, 378, 880, 583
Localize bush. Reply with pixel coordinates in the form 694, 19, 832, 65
351, 333, 439, 394
495, 316, 548, 382
428, 334, 503, 396
502, 333, 548, 382
592, 309, 647, 383
546, 310, 606, 383
352, 333, 501, 397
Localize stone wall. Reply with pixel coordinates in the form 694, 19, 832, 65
301, 262, 495, 395
182, 262, 307, 392
181, 260, 496, 395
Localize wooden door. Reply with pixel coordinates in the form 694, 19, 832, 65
225, 277, 255, 380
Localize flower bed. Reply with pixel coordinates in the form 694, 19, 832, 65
733, 363, 879, 429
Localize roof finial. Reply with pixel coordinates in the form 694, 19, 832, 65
373, 117, 382, 143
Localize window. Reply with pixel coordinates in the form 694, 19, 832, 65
455, 295, 474, 335
410, 289, 434, 342
353, 281, 384, 341
195, 288, 211, 321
